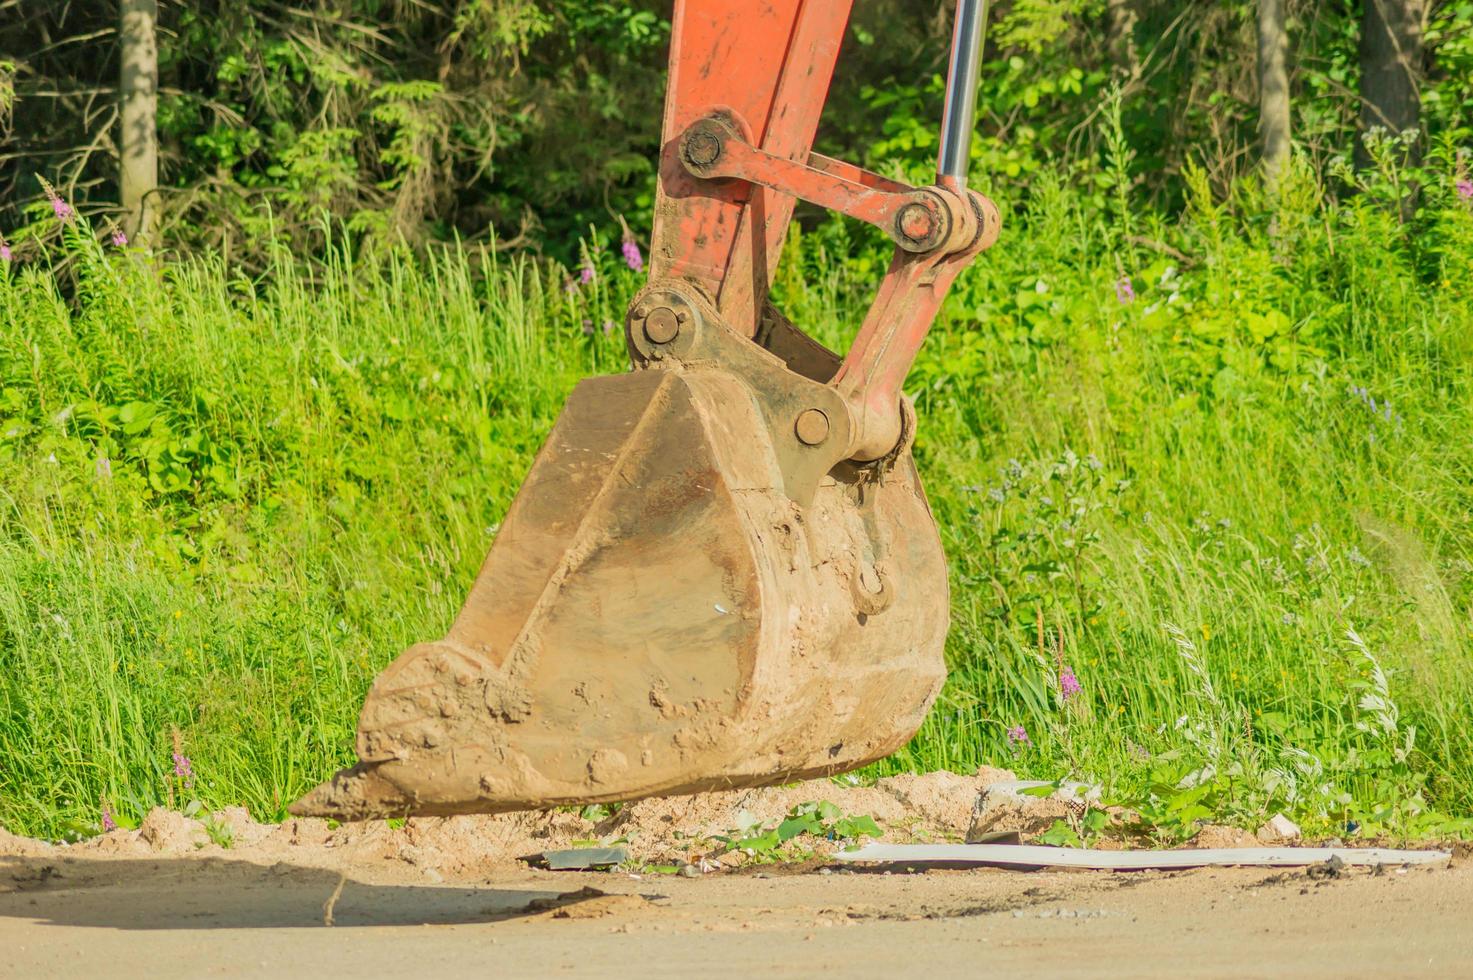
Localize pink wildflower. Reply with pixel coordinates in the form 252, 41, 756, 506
602, 319, 617, 336
621, 237, 643, 273
581, 318, 594, 336
1458, 179, 1473, 201
111, 229, 128, 248
1060, 665, 1082, 702
0, 241, 10, 263
1115, 275, 1135, 305
172, 751, 195, 788
579, 264, 596, 285
101, 801, 118, 833
1006, 724, 1030, 746
42, 183, 73, 223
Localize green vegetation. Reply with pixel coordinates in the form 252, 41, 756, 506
4, 132, 1471, 841
713, 801, 884, 863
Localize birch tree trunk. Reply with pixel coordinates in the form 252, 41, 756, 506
119, 0, 158, 241
1257, 0, 1291, 188
1355, 0, 1427, 170
1105, 0, 1140, 80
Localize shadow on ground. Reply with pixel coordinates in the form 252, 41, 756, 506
0, 854, 573, 930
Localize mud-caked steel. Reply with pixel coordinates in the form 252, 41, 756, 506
291, 0, 999, 820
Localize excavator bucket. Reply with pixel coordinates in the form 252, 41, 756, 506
292, 0, 999, 819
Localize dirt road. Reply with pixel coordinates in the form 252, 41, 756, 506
3, 852, 1469, 978
2, 772, 1466, 978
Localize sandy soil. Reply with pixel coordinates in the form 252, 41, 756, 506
2, 771, 1467, 978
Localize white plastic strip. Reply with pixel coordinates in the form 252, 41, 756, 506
834, 843, 1451, 870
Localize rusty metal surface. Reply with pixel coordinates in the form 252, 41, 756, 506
651, 0, 854, 338
678, 114, 953, 253
833, 189, 1001, 460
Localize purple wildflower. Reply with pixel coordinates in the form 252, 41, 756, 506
172, 751, 195, 788
1458, 179, 1473, 201
0, 242, 10, 263
579, 264, 596, 285
41, 181, 73, 223
581, 318, 594, 336
1006, 724, 1030, 746
601, 319, 617, 336
621, 237, 644, 273
1060, 665, 1082, 702
101, 801, 117, 833
1115, 275, 1135, 305
111, 228, 128, 248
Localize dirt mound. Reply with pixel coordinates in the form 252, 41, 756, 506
138, 807, 205, 852
0, 769, 1091, 877
1192, 824, 1262, 849
0, 826, 45, 858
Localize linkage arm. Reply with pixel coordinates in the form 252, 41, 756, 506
678, 116, 960, 255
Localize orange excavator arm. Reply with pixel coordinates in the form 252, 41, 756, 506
646, 0, 999, 462
292, 1, 1000, 821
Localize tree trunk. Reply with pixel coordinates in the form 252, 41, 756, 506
119, 0, 158, 241
1105, 0, 1140, 80
1257, 0, 1291, 189
1355, 0, 1427, 170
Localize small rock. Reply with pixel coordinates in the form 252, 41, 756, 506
1306, 854, 1347, 880
677, 863, 700, 878
1256, 814, 1301, 843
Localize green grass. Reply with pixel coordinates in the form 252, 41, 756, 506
2, 167, 1471, 841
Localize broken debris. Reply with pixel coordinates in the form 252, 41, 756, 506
528, 846, 629, 871
834, 843, 1451, 871
1257, 814, 1303, 843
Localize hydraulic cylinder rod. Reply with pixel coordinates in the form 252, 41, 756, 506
937, 0, 989, 184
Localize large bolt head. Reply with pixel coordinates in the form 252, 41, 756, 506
684, 131, 722, 168
794, 408, 831, 446
643, 307, 681, 344
897, 203, 937, 243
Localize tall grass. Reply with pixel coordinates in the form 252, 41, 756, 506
2, 166, 1470, 840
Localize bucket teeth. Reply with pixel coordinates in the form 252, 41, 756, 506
288, 763, 414, 820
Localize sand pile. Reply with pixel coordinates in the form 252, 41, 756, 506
0, 768, 1096, 879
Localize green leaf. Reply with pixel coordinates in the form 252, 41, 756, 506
777, 815, 819, 842
835, 814, 883, 839
734, 828, 780, 853
118, 401, 158, 435
1038, 819, 1080, 847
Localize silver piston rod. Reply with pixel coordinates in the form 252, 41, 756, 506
937, 0, 989, 184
